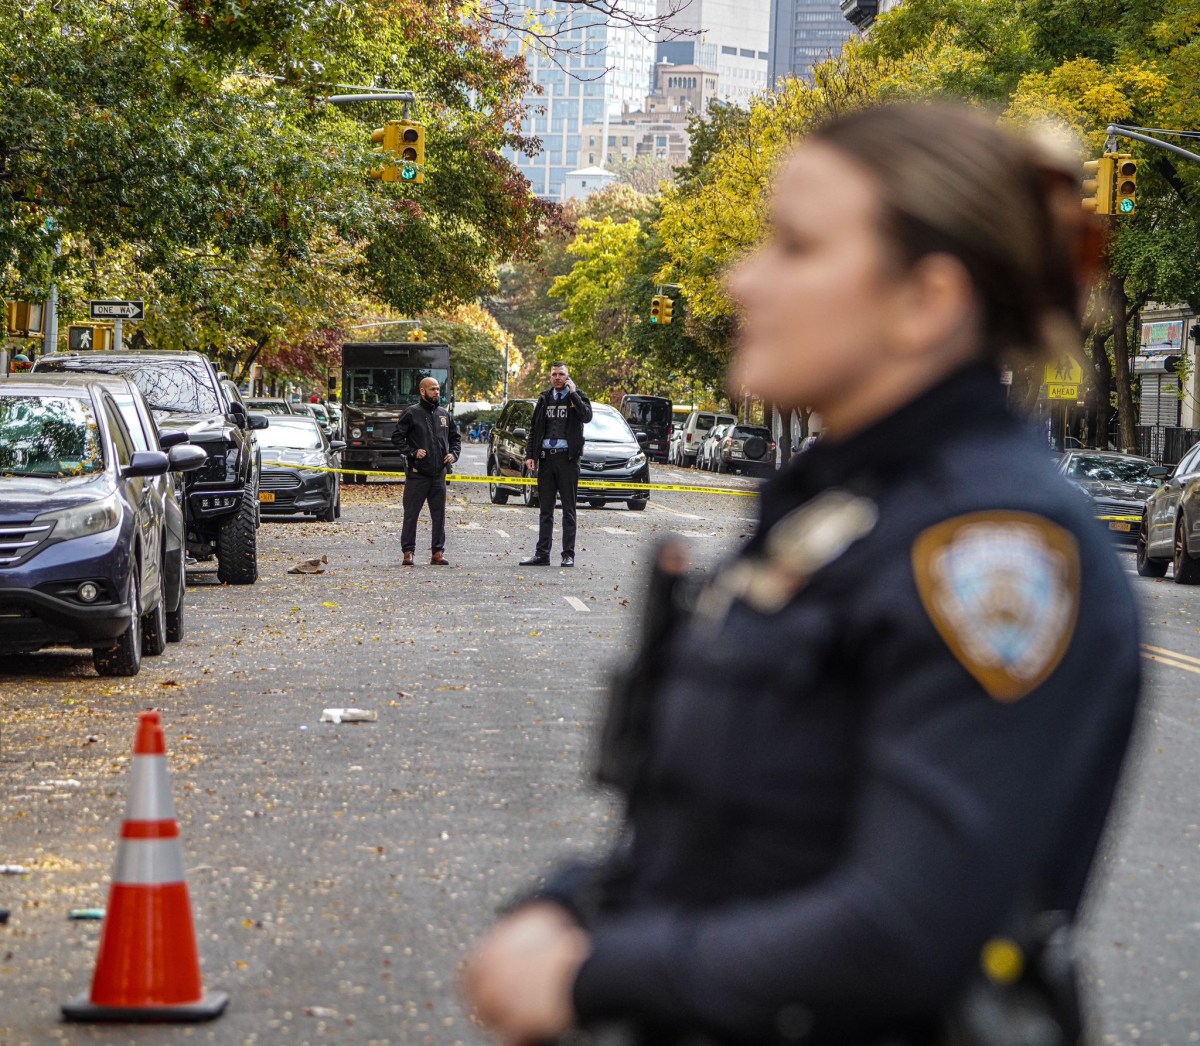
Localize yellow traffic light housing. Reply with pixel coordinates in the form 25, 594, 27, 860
409, 328, 427, 343
1081, 156, 1115, 215
661, 296, 674, 326
1114, 154, 1138, 215
398, 121, 426, 184
650, 295, 663, 324
369, 121, 402, 182
6, 301, 44, 336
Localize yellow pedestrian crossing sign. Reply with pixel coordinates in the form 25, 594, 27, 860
1045, 358, 1083, 401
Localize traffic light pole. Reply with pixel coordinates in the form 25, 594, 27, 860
1106, 125, 1200, 167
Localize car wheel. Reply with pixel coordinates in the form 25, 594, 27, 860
1174, 517, 1200, 584
166, 541, 186, 643
628, 499, 647, 511
488, 459, 509, 505
94, 563, 143, 678
522, 467, 539, 508
317, 481, 337, 523
589, 499, 605, 509
141, 562, 168, 657
333, 484, 342, 519
1136, 517, 1168, 578
716, 458, 727, 474
217, 489, 259, 585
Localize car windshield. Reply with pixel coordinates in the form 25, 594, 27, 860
694, 414, 717, 433
308, 404, 329, 422
35, 357, 221, 414
248, 401, 292, 415
0, 395, 105, 477
586, 409, 636, 443
734, 427, 771, 440
624, 399, 670, 426
1068, 456, 1156, 484
257, 421, 324, 450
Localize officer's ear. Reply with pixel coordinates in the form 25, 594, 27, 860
889, 252, 981, 364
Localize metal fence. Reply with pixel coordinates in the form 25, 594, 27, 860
1136, 426, 1200, 465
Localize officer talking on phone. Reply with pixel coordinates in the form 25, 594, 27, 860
521, 362, 593, 568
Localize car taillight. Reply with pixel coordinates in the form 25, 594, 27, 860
686, 433, 692, 442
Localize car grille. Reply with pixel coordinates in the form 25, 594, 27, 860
581, 456, 628, 472
0, 522, 54, 567
261, 471, 303, 491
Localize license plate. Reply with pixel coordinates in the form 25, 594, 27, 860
1108, 521, 1131, 532
258, 492, 276, 503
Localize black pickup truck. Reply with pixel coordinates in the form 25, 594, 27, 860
32, 352, 266, 584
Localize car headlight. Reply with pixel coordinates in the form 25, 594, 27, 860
37, 493, 120, 540
626, 452, 647, 469
350, 427, 363, 439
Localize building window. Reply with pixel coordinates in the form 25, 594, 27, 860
721, 45, 737, 55
608, 135, 616, 146
740, 47, 755, 57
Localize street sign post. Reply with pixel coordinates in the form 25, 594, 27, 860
89, 300, 144, 321
1044, 358, 1083, 401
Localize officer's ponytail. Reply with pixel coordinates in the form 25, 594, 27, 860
809, 102, 1103, 364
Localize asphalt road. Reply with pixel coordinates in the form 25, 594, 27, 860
1, 445, 1199, 1045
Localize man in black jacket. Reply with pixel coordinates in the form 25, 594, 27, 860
392, 377, 460, 566
521, 363, 593, 568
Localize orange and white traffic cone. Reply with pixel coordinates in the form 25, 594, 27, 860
63, 711, 228, 1022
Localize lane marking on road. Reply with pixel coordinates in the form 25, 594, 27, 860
602, 526, 636, 535
1142, 644, 1200, 675
494, 529, 510, 539
564, 596, 591, 613
1142, 653, 1200, 677
650, 504, 706, 521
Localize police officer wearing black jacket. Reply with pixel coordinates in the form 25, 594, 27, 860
521, 362, 593, 568
392, 376, 460, 566
463, 103, 1142, 1045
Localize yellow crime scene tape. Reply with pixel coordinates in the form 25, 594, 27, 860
261, 461, 760, 498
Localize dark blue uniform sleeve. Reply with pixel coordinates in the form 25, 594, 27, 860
392, 408, 417, 458
571, 390, 593, 423
572, 567, 1140, 1037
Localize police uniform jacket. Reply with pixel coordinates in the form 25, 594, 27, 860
392, 398, 460, 478
525, 387, 593, 461
541, 364, 1141, 1044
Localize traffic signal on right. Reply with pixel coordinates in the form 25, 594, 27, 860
409, 328, 427, 343
369, 121, 402, 182
1114, 154, 1138, 215
661, 296, 674, 326
397, 122, 425, 184
1081, 155, 1115, 215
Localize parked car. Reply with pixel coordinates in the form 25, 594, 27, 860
326, 402, 343, 435
1137, 443, 1198, 580
488, 400, 650, 510
619, 394, 672, 463
697, 421, 734, 471
246, 397, 297, 416
257, 416, 346, 522
32, 351, 267, 584
1058, 450, 1160, 544
712, 424, 777, 477
0, 378, 177, 675
678, 409, 736, 468
298, 402, 335, 439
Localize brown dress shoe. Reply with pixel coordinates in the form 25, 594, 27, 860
402, 552, 415, 567
430, 551, 449, 566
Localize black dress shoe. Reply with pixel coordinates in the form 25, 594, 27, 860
519, 554, 551, 566
561, 554, 575, 567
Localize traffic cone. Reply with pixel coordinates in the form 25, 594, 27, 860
63, 711, 228, 1022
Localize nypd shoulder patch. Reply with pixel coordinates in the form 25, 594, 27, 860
912, 512, 1081, 703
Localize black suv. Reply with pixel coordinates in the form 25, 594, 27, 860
33, 352, 267, 584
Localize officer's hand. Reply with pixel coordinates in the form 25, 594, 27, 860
462, 902, 589, 1044
415, 448, 427, 459
525, 458, 536, 473
443, 453, 455, 465
566, 377, 577, 394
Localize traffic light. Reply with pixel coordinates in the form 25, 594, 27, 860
369, 121, 402, 182
661, 296, 674, 326
409, 328, 427, 342
6, 301, 44, 336
650, 295, 663, 324
1114, 154, 1138, 215
1081, 155, 1115, 215
397, 121, 426, 184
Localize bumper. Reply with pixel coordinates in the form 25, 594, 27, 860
260, 469, 335, 516
344, 447, 407, 473
1096, 512, 1142, 541
186, 488, 244, 522
578, 467, 651, 502
723, 455, 776, 477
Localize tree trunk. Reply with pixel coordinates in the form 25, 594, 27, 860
1089, 326, 1112, 450
1111, 276, 1138, 452
235, 335, 271, 385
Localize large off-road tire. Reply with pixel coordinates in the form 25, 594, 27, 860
628, 499, 647, 511
217, 489, 259, 585
142, 565, 168, 657
167, 540, 186, 642
488, 459, 509, 505
1136, 517, 1168, 578
94, 564, 143, 677
1174, 517, 1200, 584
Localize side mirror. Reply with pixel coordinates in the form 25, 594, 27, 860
228, 401, 247, 421
168, 444, 208, 473
123, 450, 170, 478
1148, 466, 1169, 479
248, 413, 270, 431
513, 427, 527, 440
634, 430, 648, 442
158, 430, 190, 449
329, 440, 347, 452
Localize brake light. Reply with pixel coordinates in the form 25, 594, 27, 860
686, 433, 692, 442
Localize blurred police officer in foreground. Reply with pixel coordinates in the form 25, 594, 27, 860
393, 376, 459, 566
463, 102, 1142, 1045
521, 362, 593, 568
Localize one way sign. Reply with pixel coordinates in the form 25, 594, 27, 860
89, 299, 144, 321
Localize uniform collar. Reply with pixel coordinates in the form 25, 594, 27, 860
756, 363, 1010, 540
419, 397, 438, 412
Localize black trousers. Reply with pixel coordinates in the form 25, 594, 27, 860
401, 471, 447, 553
536, 451, 579, 557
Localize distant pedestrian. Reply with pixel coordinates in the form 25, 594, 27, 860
520, 363, 592, 568
392, 377, 460, 566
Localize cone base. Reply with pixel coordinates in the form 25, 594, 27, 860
62, 990, 229, 1023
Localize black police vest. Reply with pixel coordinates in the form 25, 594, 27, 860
545, 395, 570, 443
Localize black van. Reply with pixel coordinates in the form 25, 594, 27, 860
619, 395, 672, 463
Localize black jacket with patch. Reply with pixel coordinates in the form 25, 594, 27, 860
535, 364, 1141, 1045
392, 398, 460, 478
524, 387, 593, 461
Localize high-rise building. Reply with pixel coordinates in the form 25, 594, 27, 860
768, 0, 853, 83
499, 0, 657, 202
655, 0, 771, 106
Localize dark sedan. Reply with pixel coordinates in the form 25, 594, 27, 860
1058, 450, 1161, 543
257, 416, 345, 521
0, 379, 172, 675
